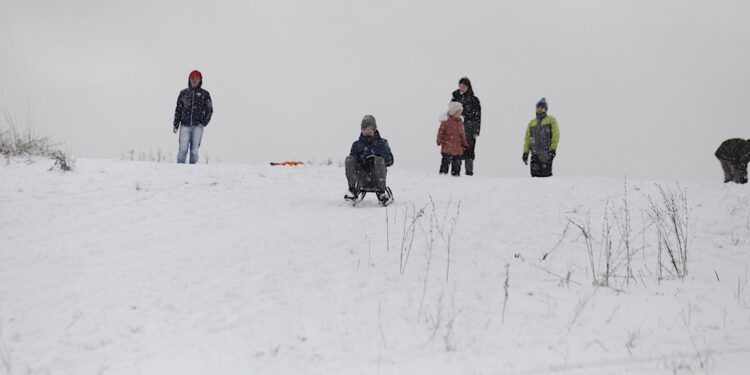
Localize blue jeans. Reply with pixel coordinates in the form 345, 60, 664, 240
177, 125, 204, 164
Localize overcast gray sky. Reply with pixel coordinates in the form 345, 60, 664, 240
2, 0, 749, 181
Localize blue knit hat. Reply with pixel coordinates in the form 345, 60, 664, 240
536, 97, 548, 110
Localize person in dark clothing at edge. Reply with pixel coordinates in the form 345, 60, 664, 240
344, 115, 394, 204
522, 98, 559, 177
173, 70, 213, 164
715, 138, 750, 184
451, 77, 481, 175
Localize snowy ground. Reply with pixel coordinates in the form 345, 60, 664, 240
1, 157, 749, 374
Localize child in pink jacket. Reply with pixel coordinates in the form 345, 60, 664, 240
437, 102, 469, 176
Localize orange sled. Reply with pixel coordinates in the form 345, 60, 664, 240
270, 161, 304, 166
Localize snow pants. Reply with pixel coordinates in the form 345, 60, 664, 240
530, 153, 554, 178
346, 156, 387, 191
719, 158, 748, 184
440, 153, 462, 176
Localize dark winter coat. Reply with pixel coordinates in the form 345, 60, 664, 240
451, 90, 481, 135
350, 131, 394, 167
715, 138, 750, 163
174, 79, 213, 128
524, 114, 560, 162
437, 116, 469, 156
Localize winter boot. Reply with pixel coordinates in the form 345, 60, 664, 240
464, 159, 474, 176
344, 186, 358, 200
376, 189, 394, 206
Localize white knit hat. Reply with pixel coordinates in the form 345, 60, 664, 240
447, 101, 463, 116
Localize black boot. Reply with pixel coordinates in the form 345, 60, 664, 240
465, 158, 474, 176
344, 186, 358, 200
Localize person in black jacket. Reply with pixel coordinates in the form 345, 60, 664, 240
345, 115, 394, 204
715, 138, 750, 184
173, 70, 213, 164
451, 77, 481, 175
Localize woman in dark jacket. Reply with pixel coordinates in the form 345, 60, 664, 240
451, 77, 481, 175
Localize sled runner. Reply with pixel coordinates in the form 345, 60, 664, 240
345, 185, 394, 207
344, 159, 394, 207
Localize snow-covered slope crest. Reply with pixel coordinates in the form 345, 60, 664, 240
1, 158, 749, 374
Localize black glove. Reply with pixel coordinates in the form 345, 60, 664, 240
550, 150, 556, 160
522, 152, 529, 165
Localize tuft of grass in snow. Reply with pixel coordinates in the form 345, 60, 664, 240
648, 183, 690, 281
1, 106, 74, 171
566, 181, 693, 288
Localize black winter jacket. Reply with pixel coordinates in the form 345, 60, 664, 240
174, 80, 213, 128
350, 131, 394, 167
451, 90, 481, 135
715, 138, 750, 163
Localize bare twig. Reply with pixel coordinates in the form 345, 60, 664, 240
429, 197, 461, 282
96, 359, 109, 375
501, 263, 510, 325
583, 339, 609, 353
542, 221, 572, 260
530, 263, 583, 286
399, 203, 426, 275
385, 206, 390, 253
611, 179, 634, 286
569, 292, 596, 327
417, 214, 436, 322
626, 329, 639, 355
600, 199, 613, 287
423, 293, 444, 346
442, 295, 458, 352
64, 312, 83, 332
647, 184, 690, 280
682, 311, 706, 369
368, 235, 372, 268
378, 300, 388, 349
0, 321, 12, 375
569, 214, 598, 285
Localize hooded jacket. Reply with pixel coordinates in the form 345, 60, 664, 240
174, 78, 213, 128
437, 116, 469, 156
350, 131, 394, 167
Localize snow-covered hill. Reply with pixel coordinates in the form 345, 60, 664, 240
1, 158, 749, 374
